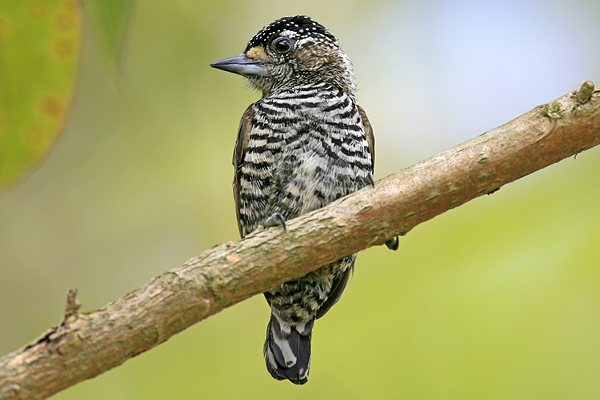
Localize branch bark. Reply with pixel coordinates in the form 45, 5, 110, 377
1, 82, 600, 400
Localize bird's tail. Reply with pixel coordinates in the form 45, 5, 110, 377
264, 313, 314, 385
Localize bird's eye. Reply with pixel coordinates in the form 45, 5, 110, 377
271, 37, 293, 54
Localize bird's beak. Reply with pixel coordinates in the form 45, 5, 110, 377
210, 55, 268, 76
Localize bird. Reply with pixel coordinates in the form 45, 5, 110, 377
211, 15, 398, 385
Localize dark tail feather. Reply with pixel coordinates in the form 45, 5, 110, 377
264, 313, 314, 385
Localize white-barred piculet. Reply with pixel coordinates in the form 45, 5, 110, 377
211, 15, 398, 385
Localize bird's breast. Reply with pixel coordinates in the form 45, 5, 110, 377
243, 86, 372, 221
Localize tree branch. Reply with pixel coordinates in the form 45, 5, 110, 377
1, 83, 599, 400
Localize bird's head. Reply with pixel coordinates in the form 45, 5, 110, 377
211, 16, 356, 97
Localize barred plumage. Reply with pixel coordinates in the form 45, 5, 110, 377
237, 83, 372, 236
211, 15, 395, 385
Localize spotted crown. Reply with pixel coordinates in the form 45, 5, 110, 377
245, 15, 338, 53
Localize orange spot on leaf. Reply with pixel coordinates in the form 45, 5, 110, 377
41, 96, 65, 120
55, 39, 73, 58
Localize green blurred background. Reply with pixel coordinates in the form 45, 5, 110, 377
2, 0, 600, 398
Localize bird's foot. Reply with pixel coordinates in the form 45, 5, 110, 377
266, 213, 287, 231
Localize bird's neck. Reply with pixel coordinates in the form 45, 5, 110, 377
263, 81, 357, 104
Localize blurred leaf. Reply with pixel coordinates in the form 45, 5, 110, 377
0, 0, 82, 188
84, 0, 133, 80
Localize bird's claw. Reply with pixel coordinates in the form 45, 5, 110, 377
266, 212, 287, 231
385, 236, 399, 251
364, 172, 375, 188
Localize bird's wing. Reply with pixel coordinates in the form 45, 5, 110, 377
316, 106, 374, 318
315, 260, 353, 320
233, 105, 255, 238
357, 104, 375, 171
358, 104, 399, 250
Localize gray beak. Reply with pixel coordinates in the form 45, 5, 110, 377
210, 55, 268, 76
